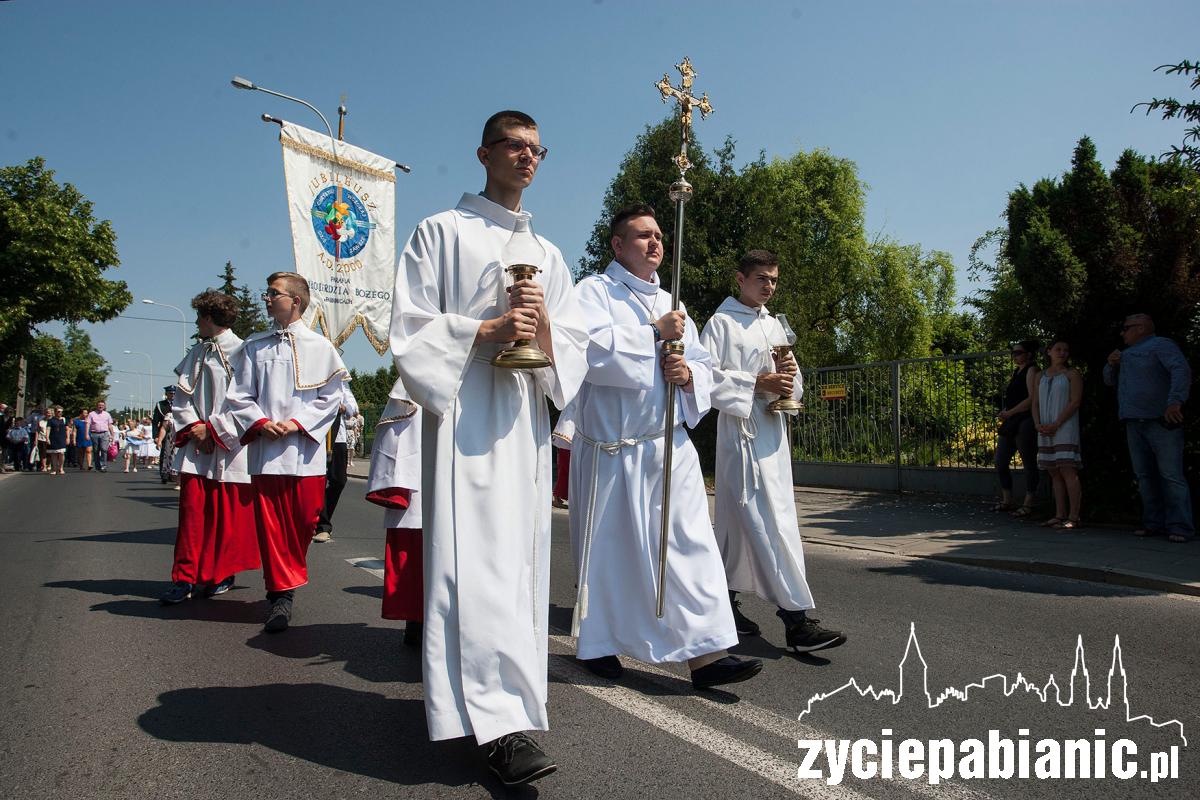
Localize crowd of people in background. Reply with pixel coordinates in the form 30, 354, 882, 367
0, 399, 177, 478
993, 313, 1193, 542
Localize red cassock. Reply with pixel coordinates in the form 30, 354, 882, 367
367, 486, 422, 621
252, 473, 326, 592
173, 473, 260, 585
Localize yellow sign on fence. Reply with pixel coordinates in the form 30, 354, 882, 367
820, 384, 848, 401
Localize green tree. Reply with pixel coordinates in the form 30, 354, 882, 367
1133, 58, 1200, 171
217, 260, 268, 339
998, 136, 1200, 516
583, 117, 963, 365
0, 158, 130, 354
348, 363, 397, 409
0, 324, 109, 412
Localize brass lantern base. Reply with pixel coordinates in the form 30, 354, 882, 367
492, 343, 552, 370
767, 397, 803, 414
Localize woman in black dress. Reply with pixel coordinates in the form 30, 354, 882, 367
994, 340, 1040, 516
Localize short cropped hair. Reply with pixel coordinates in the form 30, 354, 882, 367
610, 205, 657, 238
482, 110, 538, 146
737, 249, 779, 275
191, 290, 239, 328
267, 271, 311, 312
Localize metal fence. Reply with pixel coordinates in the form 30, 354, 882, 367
793, 351, 1012, 469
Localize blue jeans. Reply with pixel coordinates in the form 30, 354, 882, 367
91, 431, 111, 470
1125, 420, 1194, 538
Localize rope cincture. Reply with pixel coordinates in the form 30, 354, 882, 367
570, 428, 666, 637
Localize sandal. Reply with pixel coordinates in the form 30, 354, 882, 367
1039, 517, 1063, 528
1057, 519, 1083, 531
990, 502, 1014, 513
1168, 534, 1191, 544
1132, 528, 1158, 538
1010, 506, 1034, 518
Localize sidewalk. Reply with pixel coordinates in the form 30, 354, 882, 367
346, 459, 1200, 599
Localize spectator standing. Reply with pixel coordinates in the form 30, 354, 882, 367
86, 402, 115, 472
34, 408, 50, 472
7, 417, 31, 471
1104, 313, 1194, 543
1031, 338, 1083, 530
46, 406, 68, 475
72, 409, 92, 471
994, 341, 1041, 517
0, 403, 11, 472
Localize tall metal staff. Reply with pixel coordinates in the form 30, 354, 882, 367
653, 57, 713, 618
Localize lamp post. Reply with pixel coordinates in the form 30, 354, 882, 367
123, 350, 154, 416
230, 76, 340, 162
142, 298, 188, 356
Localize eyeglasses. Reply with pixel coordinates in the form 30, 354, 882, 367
486, 137, 549, 161
261, 289, 295, 301
1010, 349, 1026, 356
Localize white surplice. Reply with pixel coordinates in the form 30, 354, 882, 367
366, 388, 423, 531
171, 328, 250, 484
219, 320, 348, 476
699, 297, 813, 611
568, 261, 737, 663
390, 192, 588, 743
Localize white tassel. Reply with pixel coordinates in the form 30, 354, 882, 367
570, 584, 589, 637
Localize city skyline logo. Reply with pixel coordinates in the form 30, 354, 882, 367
798, 624, 1187, 746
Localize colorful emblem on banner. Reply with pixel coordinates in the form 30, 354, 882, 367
310, 186, 376, 259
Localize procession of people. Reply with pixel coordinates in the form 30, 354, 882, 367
125, 108, 859, 788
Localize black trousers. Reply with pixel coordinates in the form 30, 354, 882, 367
315, 442, 348, 533
995, 416, 1039, 494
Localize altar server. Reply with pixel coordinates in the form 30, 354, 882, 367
221, 272, 348, 633
365, 389, 423, 647
568, 205, 763, 690
159, 290, 260, 605
699, 250, 845, 653
389, 110, 588, 785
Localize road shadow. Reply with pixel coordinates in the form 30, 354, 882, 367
91, 595, 268, 623
345, 584, 384, 600
138, 683, 531, 796
245, 622, 421, 685
40, 527, 177, 545
865, 559, 1147, 598
44, 577, 269, 622
798, 491, 1198, 597
44, 577, 165, 598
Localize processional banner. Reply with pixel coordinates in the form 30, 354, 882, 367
279, 121, 395, 354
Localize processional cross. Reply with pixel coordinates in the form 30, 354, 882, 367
650, 57, 713, 618
655, 57, 714, 176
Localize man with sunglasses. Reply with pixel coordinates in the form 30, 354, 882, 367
221, 272, 349, 630
382, 110, 587, 786
1104, 314, 1193, 543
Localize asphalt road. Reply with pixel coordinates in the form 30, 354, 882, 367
0, 469, 1196, 800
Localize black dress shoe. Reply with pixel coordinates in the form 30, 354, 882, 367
691, 655, 763, 689
578, 655, 624, 680
159, 581, 193, 605
264, 593, 294, 633
484, 732, 557, 786
403, 620, 423, 647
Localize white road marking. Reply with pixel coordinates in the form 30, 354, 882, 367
347, 557, 991, 800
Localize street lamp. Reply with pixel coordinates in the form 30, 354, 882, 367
230, 76, 411, 173
230, 75, 340, 162
123, 350, 154, 416
142, 298, 188, 356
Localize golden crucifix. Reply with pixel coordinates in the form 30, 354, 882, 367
655, 56, 714, 175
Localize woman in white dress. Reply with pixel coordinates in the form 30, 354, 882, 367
1030, 338, 1083, 530
136, 417, 155, 466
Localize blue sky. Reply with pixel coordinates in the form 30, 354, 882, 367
1, 0, 1196, 406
